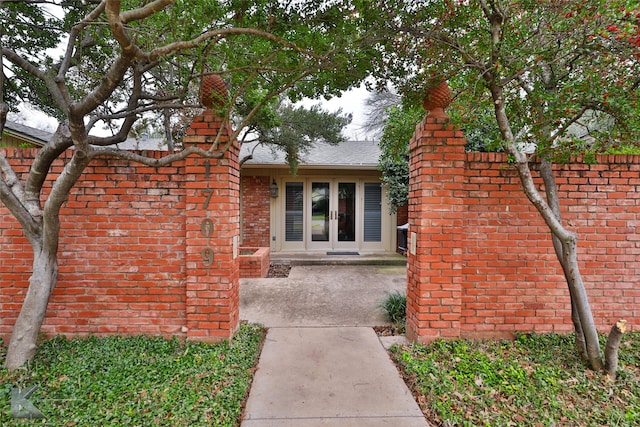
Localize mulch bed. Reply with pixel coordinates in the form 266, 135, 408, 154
373, 325, 405, 336
265, 263, 291, 278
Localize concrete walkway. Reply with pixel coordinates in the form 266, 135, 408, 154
240, 265, 429, 427
240, 265, 407, 327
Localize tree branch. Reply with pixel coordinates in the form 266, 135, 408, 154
120, 0, 174, 24
71, 50, 136, 119
540, 159, 588, 361
57, 0, 107, 80
25, 124, 73, 200
89, 144, 224, 166
86, 102, 191, 136
3, 43, 75, 112
0, 154, 41, 240
104, 0, 147, 59
149, 27, 325, 62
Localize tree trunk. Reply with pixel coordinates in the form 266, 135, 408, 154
560, 238, 604, 371
487, 83, 605, 371
539, 160, 589, 362
4, 248, 58, 370
163, 108, 174, 151
509, 152, 603, 370
604, 320, 627, 380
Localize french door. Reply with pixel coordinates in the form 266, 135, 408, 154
281, 178, 384, 252
309, 181, 357, 251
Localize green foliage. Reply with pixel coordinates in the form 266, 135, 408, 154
376, 0, 640, 156
239, 97, 351, 173
374, 0, 640, 221
378, 105, 423, 162
1, 2, 65, 117
458, 107, 504, 153
2, 1, 379, 138
377, 104, 423, 213
595, 144, 640, 156
0, 324, 266, 426
376, 99, 504, 213
379, 155, 409, 213
392, 331, 640, 426
379, 290, 406, 325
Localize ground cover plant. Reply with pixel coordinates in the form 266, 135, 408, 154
378, 290, 407, 334
392, 331, 640, 426
0, 323, 266, 426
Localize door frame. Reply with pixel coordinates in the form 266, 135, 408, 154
307, 180, 359, 251
276, 176, 390, 252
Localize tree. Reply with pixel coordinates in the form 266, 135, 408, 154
377, 102, 421, 213
236, 95, 351, 173
361, 88, 401, 138
372, 90, 502, 213
0, 0, 381, 369
378, 0, 639, 378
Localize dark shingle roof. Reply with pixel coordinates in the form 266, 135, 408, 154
240, 140, 380, 169
4, 121, 53, 146
4, 121, 381, 170
114, 136, 169, 150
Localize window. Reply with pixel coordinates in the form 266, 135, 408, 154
363, 183, 382, 242
285, 182, 304, 241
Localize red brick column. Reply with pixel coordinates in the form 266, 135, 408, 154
182, 109, 240, 342
406, 83, 467, 342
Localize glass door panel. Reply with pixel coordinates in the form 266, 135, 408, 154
311, 182, 330, 242
306, 180, 367, 251
337, 183, 356, 242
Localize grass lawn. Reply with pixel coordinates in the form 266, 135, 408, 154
0, 323, 266, 426
392, 331, 640, 426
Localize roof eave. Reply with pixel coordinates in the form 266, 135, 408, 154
241, 163, 378, 170
3, 130, 46, 147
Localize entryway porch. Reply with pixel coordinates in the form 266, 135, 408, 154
269, 250, 407, 266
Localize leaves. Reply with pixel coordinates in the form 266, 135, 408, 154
378, 290, 407, 325
392, 331, 640, 426
238, 96, 351, 173
2, 1, 378, 141
376, 0, 640, 154
377, 103, 422, 212
0, 324, 266, 426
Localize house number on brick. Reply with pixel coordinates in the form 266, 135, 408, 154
201, 247, 214, 266
200, 188, 215, 267
201, 218, 214, 237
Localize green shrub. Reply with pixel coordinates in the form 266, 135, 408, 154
379, 290, 406, 325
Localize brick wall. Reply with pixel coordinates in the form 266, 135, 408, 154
0, 109, 240, 342
4, 110, 639, 342
407, 113, 640, 342
238, 247, 271, 278
240, 176, 271, 247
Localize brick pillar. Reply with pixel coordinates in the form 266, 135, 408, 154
406, 82, 466, 343
183, 107, 240, 342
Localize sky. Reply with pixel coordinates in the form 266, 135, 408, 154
9, 83, 375, 142
6, 3, 378, 142
310, 83, 374, 141
8, 105, 59, 133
